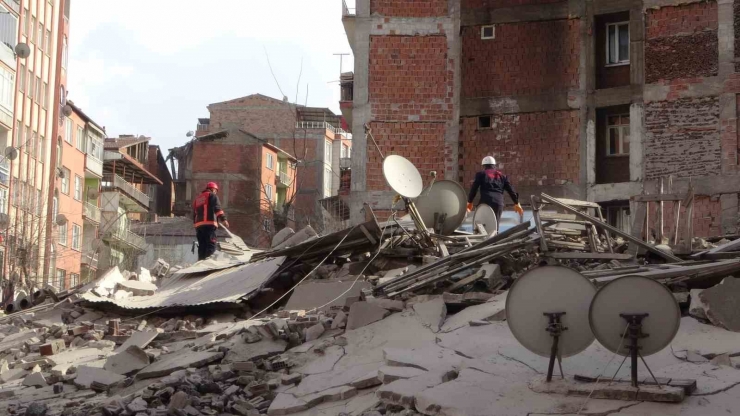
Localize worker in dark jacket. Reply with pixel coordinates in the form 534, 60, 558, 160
467, 156, 524, 225
193, 182, 230, 260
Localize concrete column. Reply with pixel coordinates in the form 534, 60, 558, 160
446, 0, 462, 183
349, 0, 371, 225
578, 2, 594, 199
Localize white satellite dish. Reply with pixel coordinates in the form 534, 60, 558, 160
414, 180, 467, 235
507, 266, 596, 381
382, 155, 423, 199
0, 213, 9, 228
472, 204, 498, 236
4, 147, 18, 161
15, 43, 30, 59
56, 214, 68, 226
62, 104, 73, 117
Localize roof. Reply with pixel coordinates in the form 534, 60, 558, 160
208, 93, 303, 108
130, 217, 229, 238
198, 118, 210, 124
67, 100, 106, 133
105, 136, 151, 150
263, 143, 297, 162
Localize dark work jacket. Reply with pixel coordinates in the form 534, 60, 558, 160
467, 168, 519, 207
193, 191, 226, 228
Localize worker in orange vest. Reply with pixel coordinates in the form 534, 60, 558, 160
193, 182, 229, 260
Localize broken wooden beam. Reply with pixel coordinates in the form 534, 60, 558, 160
545, 252, 634, 260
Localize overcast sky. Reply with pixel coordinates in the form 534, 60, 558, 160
67, 0, 355, 153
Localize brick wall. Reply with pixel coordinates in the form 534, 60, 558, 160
647, 196, 721, 239
208, 95, 295, 139
192, 142, 262, 175
644, 97, 721, 179
370, 0, 447, 17
366, 122, 447, 191
735, 1, 740, 71
369, 35, 453, 121
645, 1, 718, 83
462, 0, 562, 8
458, 111, 580, 188
461, 20, 580, 98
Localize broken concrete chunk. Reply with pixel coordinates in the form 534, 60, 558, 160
304, 323, 325, 342
73, 365, 126, 389
346, 302, 391, 330
378, 366, 428, 384
23, 371, 47, 387
331, 311, 347, 330
367, 298, 405, 312
689, 289, 708, 320
271, 227, 295, 248
104, 345, 150, 375
412, 298, 447, 332
115, 330, 158, 352
350, 370, 382, 389
700, 278, 740, 332
267, 393, 308, 416
39, 339, 66, 356
284, 281, 372, 312
115, 280, 158, 296
25, 402, 49, 416
137, 351, 223, 379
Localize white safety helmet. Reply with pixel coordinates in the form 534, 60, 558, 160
481, 156, 496, 166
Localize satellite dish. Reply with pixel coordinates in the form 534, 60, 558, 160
589, 275, 680, 358
414, 180, 467, 235
87, 188, 100, 199
62, 104, 73, 117
56, 214, 68, 226
56, 167, 65, 178
15, 43, 30, 59
382, 155, 423, 198
507, 266, 596, 359
472, 204, 498, 235
0, 213, 9, 228
4, 147, 18, 161
186, 131, 194, 138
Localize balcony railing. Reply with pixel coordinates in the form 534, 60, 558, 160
277, 171, 291, 187
103, 228, 147, 252
102, 174, 150, 209
342, 0, 355, 16
85, 155, 103, 177
83, 201, 101, 224
295, 121, 352, 140
81, 247, 99, 269
0, 158, 8, 186
340, 157, 352, 169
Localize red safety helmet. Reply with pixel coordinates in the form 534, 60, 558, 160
205, 182, 219, 191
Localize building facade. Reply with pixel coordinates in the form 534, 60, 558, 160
341, 0, 740, 239
146, 144, 173, 221
170, 128, 297, 248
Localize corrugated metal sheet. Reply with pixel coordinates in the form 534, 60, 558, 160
80, 257, 285, 310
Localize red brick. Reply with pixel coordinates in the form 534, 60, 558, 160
463, 0, 562, 8
647, 196, 721, 239
371, 0, 448, 17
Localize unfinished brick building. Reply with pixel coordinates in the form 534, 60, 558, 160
342, 0, 740, 239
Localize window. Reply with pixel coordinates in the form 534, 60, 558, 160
76, 127, 85, 151
52, 196, 58, 221
70, 273, 79, 288
265, 183, 273, 202
74, 175, 82, 200
30, 16, 35, 43
324, 168, 332, 197
341, 145, 348, 158
481, 25, 495, 40
262, 219, 272, 232
606, 22, 629, 65
325, 140, 332, 162
62, 36, 68, 69
0, 189, 7, 214
65, 118, 72, 143
35, 77, 41, 102
56, 139, 62, 166
38, 23, 43, 50
58, 222, 67, 245
55, 269, 66, 291
39, 135, 45, 162
18, 65, 25, 93
23, 8, 29, 37
266, 153, 274, 170
45, 30, 51, 53
72, 224, 81, 250
28, 132, 36, 158
23, 126, 29, 153
61, 168, 70, 194
607, 114, 630, 156
0, 67, 14, 112
36, 190, 42, 216
43, 82, 48, 108
478, 116, 492, 129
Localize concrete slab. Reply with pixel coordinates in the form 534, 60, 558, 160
376, 370, 452, 408
0, 368, 28, 383
367, 298, 405, 312
295, 346, 345, 376
412, 298, 446, 332
304, 323, 325, 342
136, 350, 223, 379
689, 289, 707, 320
73, 365, 126, 389
301, 385, 357, 407
700, 278, 740, 331
378, 366, 427, 384
268, 393, 308, 415
672, 317, 740, 357
346, 302, 391, 330
222, 336, 287, 363
0, 331, 41, 354
104, 346, 150, 375
116, 280, 157, 296
114, 330, 158, 353
271, 227, 295, 248
285, 281, 372, 312
383, 345, 464, 373
440, 291, 507, 333
22, 372, 47, 387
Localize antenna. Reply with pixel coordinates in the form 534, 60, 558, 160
589, 275, 680, 388
415, 180, 467, 235
472, 204, 498, 236
506, 266, 596, 382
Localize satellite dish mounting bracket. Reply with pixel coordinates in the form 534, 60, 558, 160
618, 313, 655, 388
544, 311, 568, 382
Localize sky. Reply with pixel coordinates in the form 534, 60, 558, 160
67, 0, 355, 153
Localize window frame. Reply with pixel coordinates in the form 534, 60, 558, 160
73, 175, 82, 200
76, 126, 85, 151
605, 21, 630, 66
606, 114, 630, 156
265, 183, 273, 202
478, 115, 492, 129
61, 168, 70, 194
72, 224, 81, 250
266, 153, 274, 170
481, 25, 495, 40
58, 221, 68, 246
65, 117, 73, 144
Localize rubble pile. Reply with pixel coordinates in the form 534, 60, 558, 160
2, 196, 740, 415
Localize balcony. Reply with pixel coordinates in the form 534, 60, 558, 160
85, 155, 103, 178
103, 227, 147, 253
340, 157, 352, 169
342, 0, 356, 52
295, 121, 351, 139
102, 174, 150, 212
276, 171, 291, 188
81, 247, 99, 269
83, 201, 101, 224
0, 158, 8, 186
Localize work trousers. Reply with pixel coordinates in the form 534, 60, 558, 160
196, 225, 217, 260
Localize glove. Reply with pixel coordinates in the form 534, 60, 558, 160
514, 203, 524, 216
466, 202, 474, 213
222, 220, 230, 229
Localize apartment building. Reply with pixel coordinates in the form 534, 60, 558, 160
176, 94, 352, 237
341, 0, 740, 239
146, 144, 173, 221
170, 128, 297, 248
0, 0, 67, 302
98, 136, 162, 273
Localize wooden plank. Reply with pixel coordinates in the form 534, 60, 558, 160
359, 225, 377, 245
541, 197, 600, 208
531, 195, 549, 253
596, 206, 614, 254
546, 252, 634, 260
541, 193, 682, 263
546, 240, 588, 250
539, 212, 577, 221
627, 202, 647, 257
447, 269, 486, 292
632, 193, 686, 202
438, 242, 450, 258
702, 251, 740, 260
